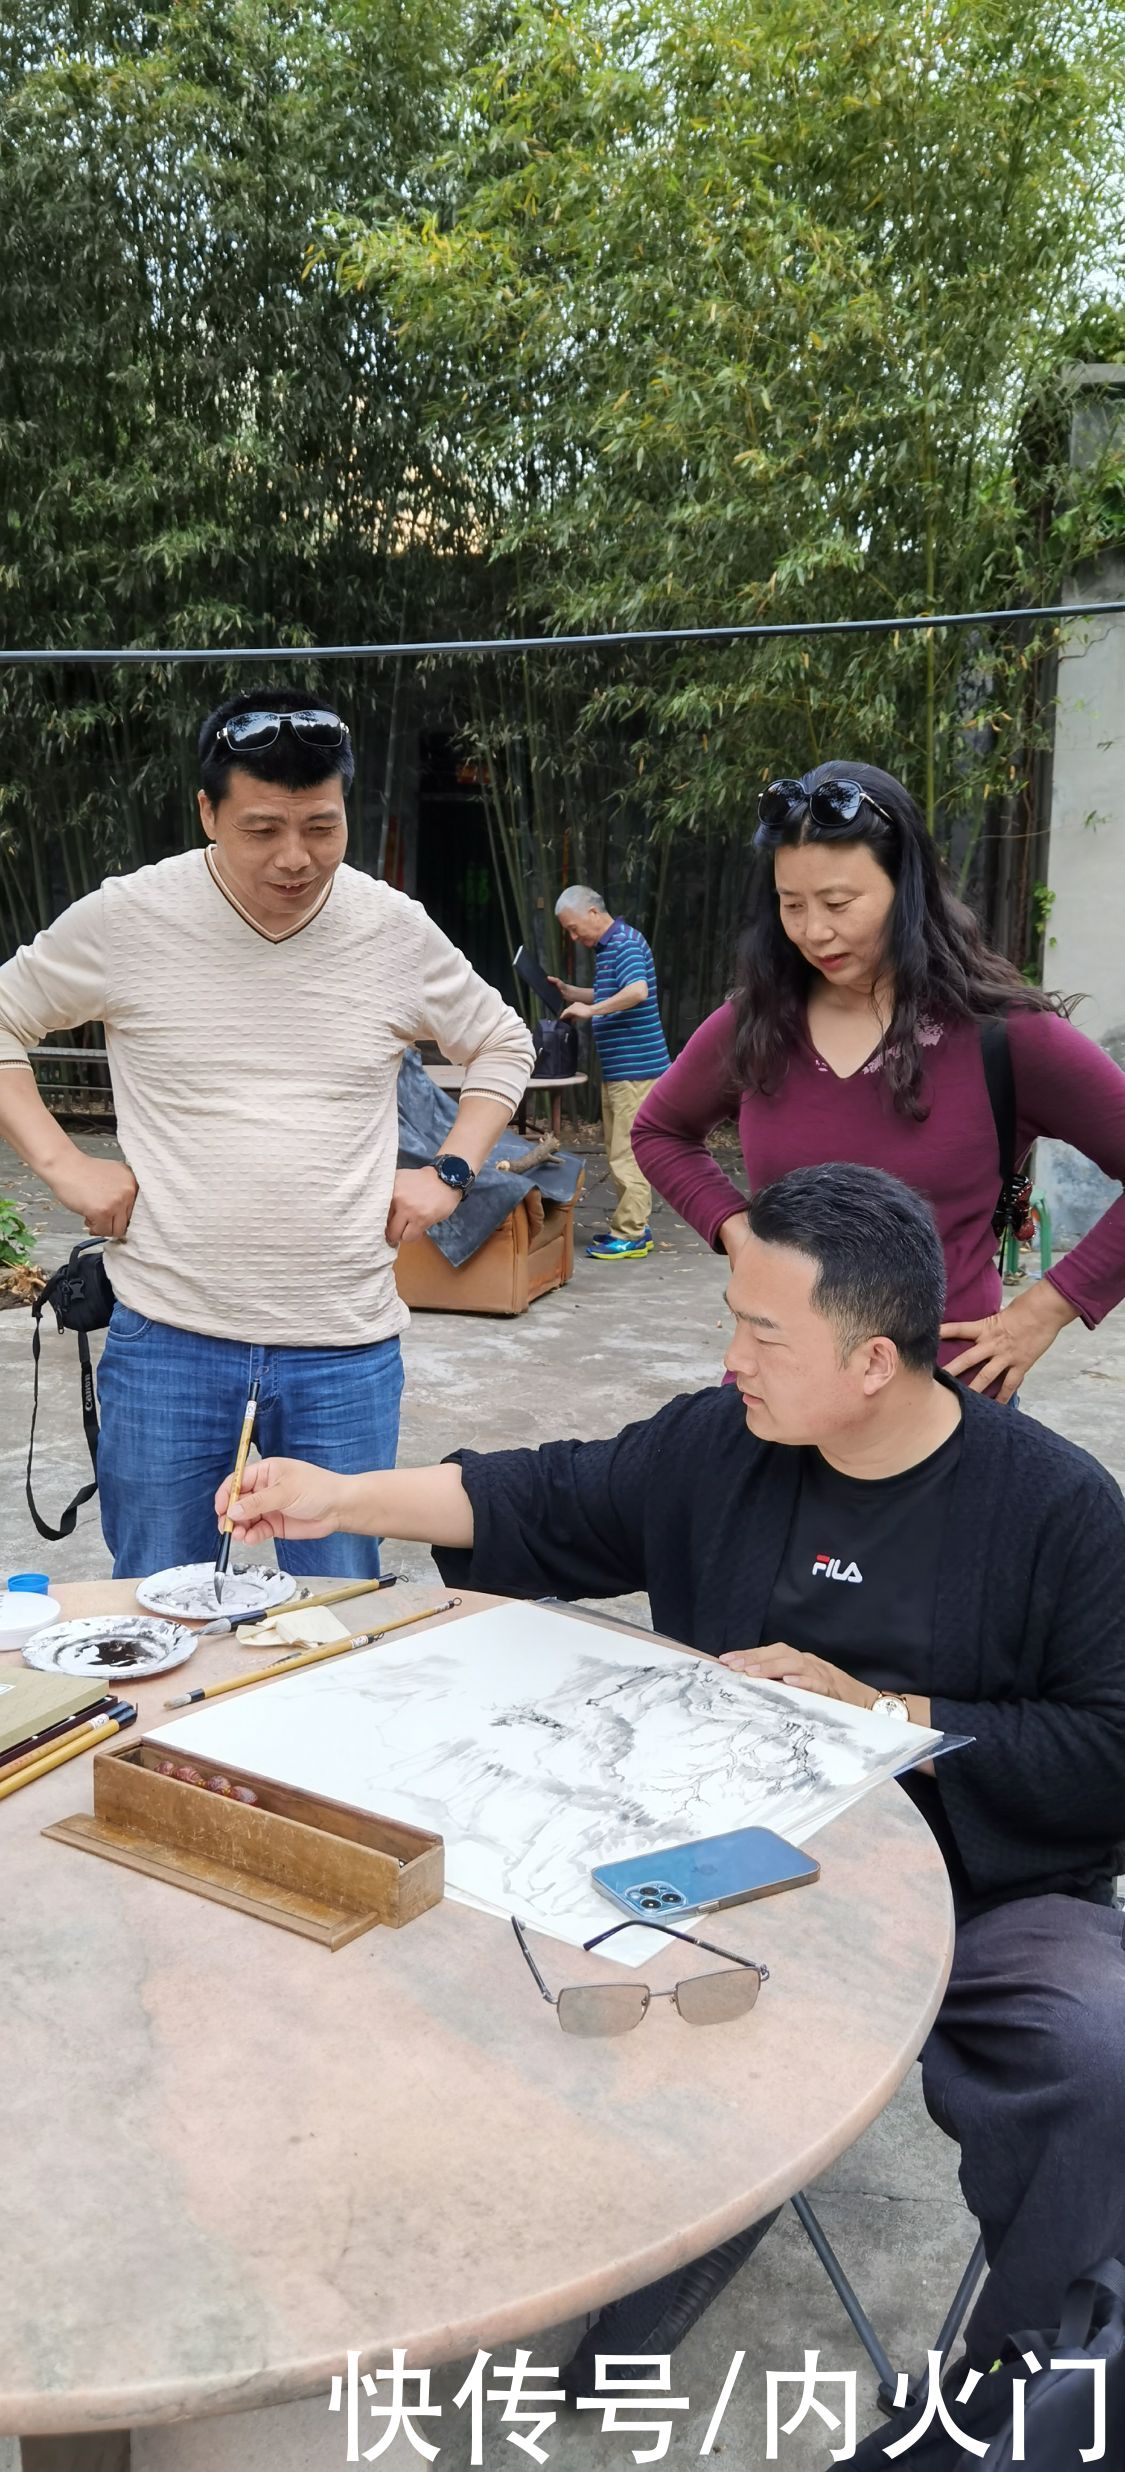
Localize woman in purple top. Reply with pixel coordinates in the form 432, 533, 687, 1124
632, 761, 1125, 1401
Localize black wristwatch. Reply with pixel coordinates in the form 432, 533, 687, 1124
431, 1152, 475, 1203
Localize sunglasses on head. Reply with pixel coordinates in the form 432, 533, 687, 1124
214, 708, 350, 755
754, 776, 896, 846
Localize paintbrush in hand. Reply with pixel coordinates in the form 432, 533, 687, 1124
214, 1374, 260, 1605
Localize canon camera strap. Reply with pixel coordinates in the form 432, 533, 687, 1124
25, 1238, 111, 1542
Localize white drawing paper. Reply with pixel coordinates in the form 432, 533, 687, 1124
151, 1602, 941, 1957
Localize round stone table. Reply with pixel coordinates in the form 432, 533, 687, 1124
0, 1581, 954, 2469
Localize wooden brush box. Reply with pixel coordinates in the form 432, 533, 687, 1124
43, 1736, 444, 1950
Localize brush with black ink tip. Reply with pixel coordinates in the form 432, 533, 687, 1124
214, 1375, 260, 1605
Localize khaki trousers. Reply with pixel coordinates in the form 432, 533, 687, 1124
601, 1078, 657, 1240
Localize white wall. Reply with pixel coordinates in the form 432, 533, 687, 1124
1045, 566, 1125, 1045
1037, 372, 1125, 1245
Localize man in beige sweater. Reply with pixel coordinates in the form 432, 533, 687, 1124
0, 688, 534, 1580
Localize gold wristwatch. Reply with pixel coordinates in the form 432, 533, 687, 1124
870, 1691, 910, 1722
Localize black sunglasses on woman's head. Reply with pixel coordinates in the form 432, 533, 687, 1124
754, 777, 897, 847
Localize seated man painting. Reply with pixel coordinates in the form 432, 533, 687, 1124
218, 1162, 1125, 2398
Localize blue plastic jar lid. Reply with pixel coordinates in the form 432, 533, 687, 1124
6, 1573, 51, 1593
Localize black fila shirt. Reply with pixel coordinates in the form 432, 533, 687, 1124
762, 1419, 965, 1695
762, 1417, 969, 1902
440, 1380, 1124, 1921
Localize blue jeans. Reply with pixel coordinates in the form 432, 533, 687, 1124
97, 1307, 404, 1582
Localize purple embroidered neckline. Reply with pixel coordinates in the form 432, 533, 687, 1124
811, 1018, 944, 1076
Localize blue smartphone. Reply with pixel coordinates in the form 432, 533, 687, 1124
591, 1826, 820, 1921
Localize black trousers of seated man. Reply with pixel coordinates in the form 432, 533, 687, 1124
569, 1893, 1125, 2387
923, 1892, 1125, 2364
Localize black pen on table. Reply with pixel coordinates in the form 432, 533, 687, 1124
214, 1374, 260, 1604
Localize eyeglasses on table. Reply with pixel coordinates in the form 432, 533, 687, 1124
512, 1915, 770, 2036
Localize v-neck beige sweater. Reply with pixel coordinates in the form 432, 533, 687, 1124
0, 852, 535, 1346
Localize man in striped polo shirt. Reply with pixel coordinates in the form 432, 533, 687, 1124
551, 885, 670, 1260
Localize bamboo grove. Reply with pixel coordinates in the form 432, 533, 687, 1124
2, 0, 1124, 1032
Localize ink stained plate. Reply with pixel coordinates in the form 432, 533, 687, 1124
21, 1617, 199, 1682
135, 1564, 298, 1621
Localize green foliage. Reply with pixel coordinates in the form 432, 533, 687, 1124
0, 1195, 35, 1268
0, 0, 462, 938
328, 0, 1125, 994
2, 0, 1123, 1029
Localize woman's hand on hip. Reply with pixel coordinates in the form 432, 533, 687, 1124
719, 1210, 751, 1265
941, 1279, 1077, 1403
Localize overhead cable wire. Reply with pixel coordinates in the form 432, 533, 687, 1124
1, 598, 1123, 668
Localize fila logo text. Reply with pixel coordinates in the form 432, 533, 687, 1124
812, 1554, 863, 1584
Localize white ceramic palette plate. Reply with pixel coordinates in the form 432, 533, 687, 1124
21, 1616, 198, 1682
135, 1563, 298, 1621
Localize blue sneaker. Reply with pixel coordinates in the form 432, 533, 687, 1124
585, 1230, 653, 1261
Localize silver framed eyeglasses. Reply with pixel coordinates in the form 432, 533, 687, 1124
512, 1915, 769, 2036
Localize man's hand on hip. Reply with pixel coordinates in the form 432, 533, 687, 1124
52, 1151, 139, 1240
385, 1166, 463, 1249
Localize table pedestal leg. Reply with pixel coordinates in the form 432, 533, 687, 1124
21, 2435, 130, 2472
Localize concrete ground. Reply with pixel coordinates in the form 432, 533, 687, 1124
4, 1128, 1125, 2471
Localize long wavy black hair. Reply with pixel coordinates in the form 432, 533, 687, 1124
732, 760, 1068, 1119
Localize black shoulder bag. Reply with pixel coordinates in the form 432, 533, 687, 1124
533, 1016, 579, 1077
26, 1237, 115, 1541
978, 1018, 1035, 1252
848, 2253, 1125, 2467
